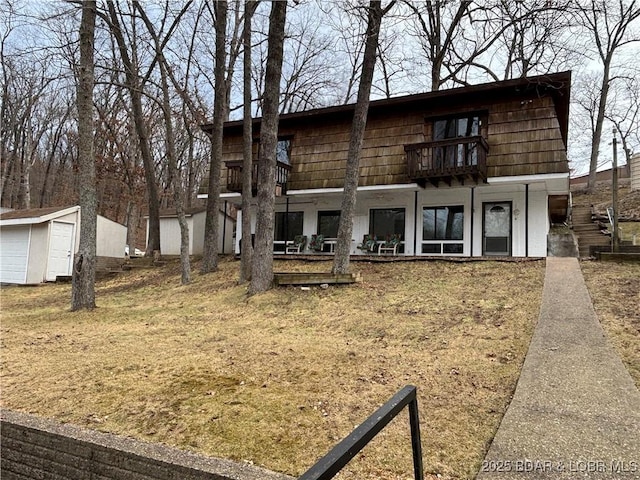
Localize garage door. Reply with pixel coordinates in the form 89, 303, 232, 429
46, 221, 74, 281
0, 226, 30, 284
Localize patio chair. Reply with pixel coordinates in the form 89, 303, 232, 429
286, 235, 307, 254
309, 234, 325, 252
378, 233, 401, 255
357, 234, 378, 254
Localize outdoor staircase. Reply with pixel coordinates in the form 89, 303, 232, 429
572, 205, 611, 257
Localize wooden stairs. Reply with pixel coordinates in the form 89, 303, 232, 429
571, 205, 611, 257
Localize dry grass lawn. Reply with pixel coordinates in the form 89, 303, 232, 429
581, 260, 640, 387
1, 258, 545, 479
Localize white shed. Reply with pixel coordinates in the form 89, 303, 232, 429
0, 206, 127, 284
147, 207, 234, 256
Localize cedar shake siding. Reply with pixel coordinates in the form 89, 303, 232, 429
201, 71, 570, 193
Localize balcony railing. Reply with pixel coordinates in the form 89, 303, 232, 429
225, 160, 292, 195
405, 136, 488, 187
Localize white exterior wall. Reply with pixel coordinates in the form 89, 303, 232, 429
191, 212, 205, 255
159, 217, 184, 255
527, 190, 549, 257
229, 174, 565, 258
157, 211, 232, 256
96, 216, 127, 258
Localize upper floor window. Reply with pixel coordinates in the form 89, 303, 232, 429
253, 137, 293, 164
276, 138, 292, 164
434, 115, 480, 140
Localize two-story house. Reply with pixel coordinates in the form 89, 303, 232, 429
200, 71, 571, 257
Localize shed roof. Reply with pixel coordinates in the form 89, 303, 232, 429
0, 206, 79, 226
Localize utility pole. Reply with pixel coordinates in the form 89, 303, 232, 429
612, 128, 619, 253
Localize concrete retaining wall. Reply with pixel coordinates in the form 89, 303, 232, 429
1, 409, 293, 480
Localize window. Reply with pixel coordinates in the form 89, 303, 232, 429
253, 137, 292, 164
422, 206, 464, 255
433, 114, 481, 169
433, 115, 480, 140
276, 138, 292, 164
275, 211, 303, 242
369, 208, 405, 253
318, 210, 340, 238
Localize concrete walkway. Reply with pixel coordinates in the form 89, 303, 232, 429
476, 257, 640, 480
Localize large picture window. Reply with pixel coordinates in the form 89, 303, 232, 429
317, 210, 340, 238
369, 208, 405, 253
275, 211, 303, 242
422, 206, 464, 255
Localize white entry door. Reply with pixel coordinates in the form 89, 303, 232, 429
46, 221, 74, 281
483, 202, 512, 256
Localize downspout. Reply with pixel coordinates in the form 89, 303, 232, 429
413, 190, 418, 255
525, 184, 529, 257
285, 196, 290, 241
222, 201, 228, 254
470, 187, 475, 257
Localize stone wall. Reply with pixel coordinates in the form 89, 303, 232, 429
1, 409, 293, 480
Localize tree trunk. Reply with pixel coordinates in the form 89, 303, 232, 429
134, 0, 192, 284
71, 0, 97, 311
105, 0, 161, 256
249, 0, 287, 295
201, 0, 228, 273
586, 55, 613, 193
160, 58, 191, 285
332, 1, 386, 275
239, 1, 257, 284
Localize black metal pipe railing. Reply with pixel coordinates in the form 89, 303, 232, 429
298, 385, 424, 480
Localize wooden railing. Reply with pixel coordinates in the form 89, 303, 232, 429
225, 160, 292, 194
405, 136, 488, 187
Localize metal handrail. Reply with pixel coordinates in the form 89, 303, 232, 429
298, 385, 424, 480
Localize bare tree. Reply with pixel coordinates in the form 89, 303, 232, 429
249, 0, 287, 295
576, 0, 640, 192
201, 0, 228, 274
239, 1, 258, 284
490, 1, 575, 79
135, 0, 193, 284
71, 0, 97, 311
104, 0, 162, 256
606, 74, 640, 166
333, 0, 395, 275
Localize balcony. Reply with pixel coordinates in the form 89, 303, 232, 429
225, 160, 292, 195
405, 136, 488, 187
